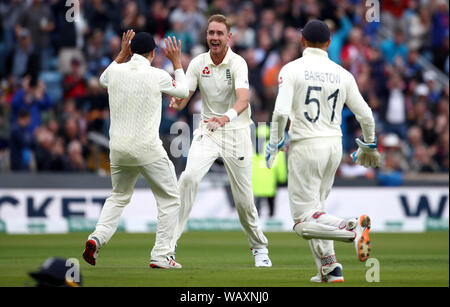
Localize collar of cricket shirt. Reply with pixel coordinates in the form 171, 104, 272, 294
303, 47, 329, 58
131, 53, 151, 66
207, 46, 232, 67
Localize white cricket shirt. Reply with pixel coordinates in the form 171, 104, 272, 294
274, 48, 375, 142
186, 47, 252, 130
99, 54, 189, 166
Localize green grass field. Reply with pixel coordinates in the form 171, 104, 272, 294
0, 231, 448, 287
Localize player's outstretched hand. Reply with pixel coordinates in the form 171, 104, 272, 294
163, 36, 182, 70
115, 29, 135, 63
169, 97, 184, 110
205, 116, 229, 132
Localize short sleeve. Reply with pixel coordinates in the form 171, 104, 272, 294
233, 57, 249, 90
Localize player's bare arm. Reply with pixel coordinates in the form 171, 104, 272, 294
205, 88, 249, 132
115, 29, 135, 64
169, 91, 194, 111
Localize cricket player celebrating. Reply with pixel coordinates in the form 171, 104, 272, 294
169, 15, 271, 267
82, 30, 189, 269
266, 20, 381, 282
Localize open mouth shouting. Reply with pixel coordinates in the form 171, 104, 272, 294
210, 41, 222, 50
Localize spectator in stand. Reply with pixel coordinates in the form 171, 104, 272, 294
34, 127, 68, 171
5, 28, 40, 84
169, 0, 207, 46
404, 48, 423, 80
384, 71, 408, 139
410, 144, 440, 173
52, 0, 88, 76
262, 44, 299, 109
0, 0, 24, 55
340, 26, 370, 75
0, 90, 10, 154
165, 19, 194, 54
325, 7, 352, 65
86, 0, 110, 33
430, 0, 449, 57
119, 0, 146, 35
373, 133, 405, 186
410, 83, 432, 128
146, 0, 171, 40
381, 28, 409, 65
10, 109, 33, 171
381, 0, 410, 36
407, 125, 424, 158
231, 11, 256, 50
406, 5, 431, 52
15, 0, 55, 70
10, 76, 54, 135
435, 129, 449, 172
66, 140, 86, 172
63, 57, 87, 101
84, 78, 108, 134
423, 70, 441, 104
105, 35, 121, 62
85, 28, 107, 78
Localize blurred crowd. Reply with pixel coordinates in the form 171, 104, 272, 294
0, 0, 448, 181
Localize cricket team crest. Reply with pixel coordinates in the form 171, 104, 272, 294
226, 68, 232, 85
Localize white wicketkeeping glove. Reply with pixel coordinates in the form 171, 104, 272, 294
265, 132, 287, 169
350, 136, 381, 168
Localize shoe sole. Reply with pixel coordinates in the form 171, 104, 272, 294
149, 263, 167, 269
149, 260, 182, 269
82, 240, 97, 266
328, 278, 344, 283
357, 215, 371, 262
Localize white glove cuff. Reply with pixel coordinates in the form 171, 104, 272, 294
224, 109, 238, 122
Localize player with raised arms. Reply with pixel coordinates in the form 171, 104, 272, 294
82, 30, 189, 269
265, 20, 381, 282
169, 14, 272, 267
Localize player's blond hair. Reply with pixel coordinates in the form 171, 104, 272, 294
207, 14, 231, 33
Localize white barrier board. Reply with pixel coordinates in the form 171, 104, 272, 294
0, 187, 447, 233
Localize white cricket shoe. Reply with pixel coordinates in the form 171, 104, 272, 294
310, 264, 345, 283
310, 273, 323, 283
353, 214, 371, 262
150, 257, 182, 269
252, 248, 272, 267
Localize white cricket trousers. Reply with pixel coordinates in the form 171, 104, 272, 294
171, 125, 268, 249
288, 137, 352, 271
89, 156, 180, 261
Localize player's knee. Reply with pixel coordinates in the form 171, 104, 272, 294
179, 171, 200, 188
107, 192, 132, 207
293, 222, 312, 240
